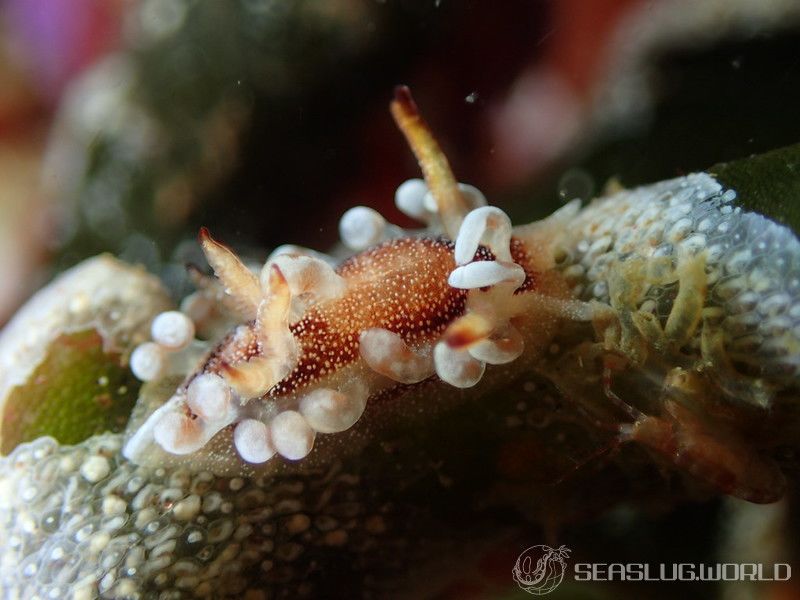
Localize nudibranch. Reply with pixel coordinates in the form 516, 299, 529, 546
123, 87, 798, 504
123, 86, 577, 472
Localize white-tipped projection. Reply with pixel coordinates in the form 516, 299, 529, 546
339, 206, 386, 250
270, 410, 316, 460
151, 310, 196, 350
186, 373, 231, 421
454, 206, 513, 265
359, 328, 434, 384
395, 178, 430, 221
468, 325, 524, 364
152, 412, 207, 455
298, 384, 368, 434
233, 419, 276, 463
448, 260, 526, 289
130, 342, 166, 382
434, 341, 486, 388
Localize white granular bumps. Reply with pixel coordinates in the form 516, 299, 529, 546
80, 455, 110, 483
553, 173, 800, 383
0, 433, 382, 598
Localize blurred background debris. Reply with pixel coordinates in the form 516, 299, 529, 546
2, 0, 800, 320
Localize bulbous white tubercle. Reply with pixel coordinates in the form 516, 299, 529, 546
395, 178, 430, 221
151, 310, 195, 350
130, 342, 166, 382
263, 254, 347, 304
186, 373, 231, 421
359, 328, 434, 384
434, 341, 486, 388
468, 325, 525, 364
270, 410, 316, 460
298, 384, 368, 434
339, 206, 387, 250
234, 419, 276, 463
267, 244, 337, 267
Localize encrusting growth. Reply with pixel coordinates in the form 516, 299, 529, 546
123, 87, 798, 506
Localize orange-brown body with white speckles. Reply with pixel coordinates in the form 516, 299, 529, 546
279, 238, 471, 394
201, 237, 540, 399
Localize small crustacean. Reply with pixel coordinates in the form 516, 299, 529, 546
123, 86, 799, 504
609, 368, 786, 503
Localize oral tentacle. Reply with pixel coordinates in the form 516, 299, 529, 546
198, 227, 262, 320
152, 410, 211, 455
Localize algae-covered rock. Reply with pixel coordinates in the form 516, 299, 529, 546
1, 329, 141, 454
0, 255, 171, 453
